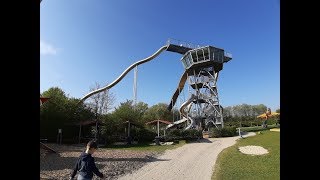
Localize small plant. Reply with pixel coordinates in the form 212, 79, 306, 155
221, 126, 237, 137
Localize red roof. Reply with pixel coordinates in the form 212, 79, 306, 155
40, 97, 50, 104
145, 120, 172, 125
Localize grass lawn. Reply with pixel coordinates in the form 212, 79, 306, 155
103, 140, 187, 152
212, 130, 280, 180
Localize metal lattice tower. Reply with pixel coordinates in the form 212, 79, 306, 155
166, 39, 232, 130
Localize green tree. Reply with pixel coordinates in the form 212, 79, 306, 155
40, 87, 68, 138
134, 101, 149, 124
112, 100, 140, 124
40, 87, 95, 142
253, 104, 268, 115
221, 104, 268, 127
143, 103, 173, 123
100, 113, 121, 143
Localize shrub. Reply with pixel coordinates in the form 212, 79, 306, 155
266, 118, 279, 125
167, 129, 182, 138
240, 122, 251, 127
210, 127, 237, 138
180, 130, 188, 138
182, 129, 202, 140
211, 128, 222, 138
105, 135, 117, 145
165, 129, 202, 141
239, 124, 278, 132
221, 126, 237, 137
135, 128, 157, 142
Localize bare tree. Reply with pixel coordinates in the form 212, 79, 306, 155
87, 82, 116, 116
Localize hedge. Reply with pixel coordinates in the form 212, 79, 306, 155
210, 126, 237, 138
239, 124, 279, 132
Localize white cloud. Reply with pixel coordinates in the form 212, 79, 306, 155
40, 40, 57, 55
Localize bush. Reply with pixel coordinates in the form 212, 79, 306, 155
165, 129, 202, 141
167, 129, 182, 137
105, 135, 117, 145
162, 136, 180, 142
226, 121, 240, 127
210, 127, 237, 138
211, 128, 222, 138
221, 127, 237, 137
135, 128, 157, 142
182, 129, 202, 140
251, 121, 260, 126
266, 118, 279, 125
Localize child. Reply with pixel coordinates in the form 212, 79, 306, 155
70, 140, 104, 180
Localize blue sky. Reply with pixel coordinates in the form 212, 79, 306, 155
40, 0, 280, 111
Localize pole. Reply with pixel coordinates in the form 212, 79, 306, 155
60, 129, 62, 144
78, 124, 82, 144
95, 120, 98, 141
128, 121, 130, 137
172, 100, 174, 123
178, 87, 181, 120
133, 66, 138, 106
238, 128, 243, 138
157, 120, 160, 137
127, 121, 131, 145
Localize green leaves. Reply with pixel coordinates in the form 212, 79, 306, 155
143, 103, 173, 123
40, 87, 95, 142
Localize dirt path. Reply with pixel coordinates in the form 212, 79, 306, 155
118, 132, 255, 180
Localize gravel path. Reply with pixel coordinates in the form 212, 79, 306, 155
118, 132, 256, 180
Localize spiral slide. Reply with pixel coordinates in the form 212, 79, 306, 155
166, 94, 197, 130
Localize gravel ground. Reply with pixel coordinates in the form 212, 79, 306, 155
40, 143, 159, 180
238, 145, 269, 155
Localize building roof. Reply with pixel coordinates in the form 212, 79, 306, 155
40, 97, 50, 105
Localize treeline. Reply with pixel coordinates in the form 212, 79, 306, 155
40, 87, 179, 143
223, 104, 280, 127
